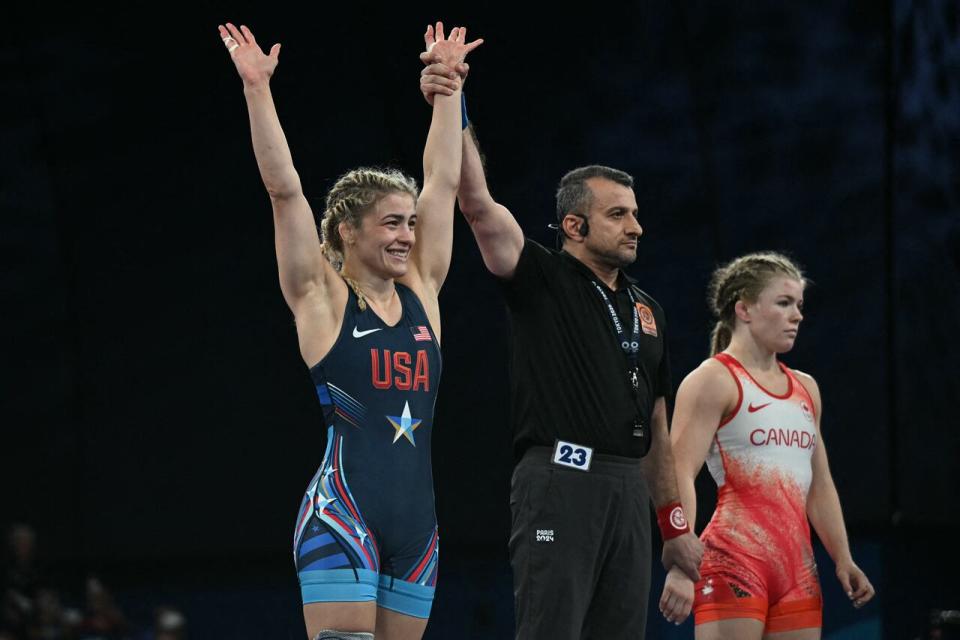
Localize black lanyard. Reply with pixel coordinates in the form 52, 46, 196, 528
590, 281, 646, 438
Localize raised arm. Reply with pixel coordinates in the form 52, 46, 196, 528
219, 23, 343, 365
406, 24, 483, 302
420, 60, 524, 278
796, 372, 876, 609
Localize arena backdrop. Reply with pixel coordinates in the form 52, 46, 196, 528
3, 1, 958, 636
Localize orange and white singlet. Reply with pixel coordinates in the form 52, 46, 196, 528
693, 353, 822, 631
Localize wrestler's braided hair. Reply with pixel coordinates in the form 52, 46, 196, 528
707, 252, 806, 355
320, 167, 419, 310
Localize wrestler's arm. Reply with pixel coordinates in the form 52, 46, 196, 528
670, 360, 736, 530
796, 371, 876, 609
657, 360, 736, 623
419, 62, 524, 278
219, 23, 343, 364
405, 24, 483, 316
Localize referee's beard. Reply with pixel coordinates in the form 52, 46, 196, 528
595, 242, 639, 270
563, 233, 639, 274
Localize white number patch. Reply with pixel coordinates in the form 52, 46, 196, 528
551, 440, 593, 471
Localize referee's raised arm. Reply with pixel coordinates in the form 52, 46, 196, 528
418, 54, 524, 278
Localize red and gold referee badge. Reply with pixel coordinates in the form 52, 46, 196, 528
635, 303, 658, 337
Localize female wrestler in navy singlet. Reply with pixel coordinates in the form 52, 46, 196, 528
218, 21, 481, 640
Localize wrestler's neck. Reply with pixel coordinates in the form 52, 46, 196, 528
726, 330, 780, 373
564, 243, 622, 290
340, 264, 397, 308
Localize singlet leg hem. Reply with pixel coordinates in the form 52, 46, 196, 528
375, 574, 435, 619
300, 568, 379, 604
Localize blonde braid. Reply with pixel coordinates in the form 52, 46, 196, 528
342, 277, 368, 312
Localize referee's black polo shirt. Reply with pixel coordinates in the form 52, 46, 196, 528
499, 239, 672, 462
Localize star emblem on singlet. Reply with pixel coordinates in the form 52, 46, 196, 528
386, 401, 423, 446
314, 493, 336, 513
353, 524, 368, 545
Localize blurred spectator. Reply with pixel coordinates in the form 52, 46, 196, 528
76, 578, 127, 640
2, 525, 178, 640
5, 526, 40, 592
137, 608, 184, 640
28, 588, 72, 639
2, 523, 44, 638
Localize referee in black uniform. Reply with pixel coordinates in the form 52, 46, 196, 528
457, 153, 704, 637
417, 51, 704, 639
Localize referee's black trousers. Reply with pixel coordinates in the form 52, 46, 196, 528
509, 447, 653, 640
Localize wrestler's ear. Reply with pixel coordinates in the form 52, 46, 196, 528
734, 299, 751, 323
338, 220, 357, 247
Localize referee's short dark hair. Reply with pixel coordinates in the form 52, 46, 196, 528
555, 165, 634, 221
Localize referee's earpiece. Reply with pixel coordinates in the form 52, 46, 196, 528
559, 214, 589, 243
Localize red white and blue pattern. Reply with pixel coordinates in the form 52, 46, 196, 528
294, 429, 380, 573
402, 527, 439, 587
411, 325, 432, 342
325, 383, 366, 429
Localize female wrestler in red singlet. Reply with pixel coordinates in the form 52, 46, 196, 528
662, 253, 875, 638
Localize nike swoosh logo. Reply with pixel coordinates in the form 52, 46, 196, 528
352, 327, 383, 338
748, 402, 772, 413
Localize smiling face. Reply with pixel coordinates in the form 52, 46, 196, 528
571, 177, 643, 268
341, 191, 417, 279
737, 276, 805, 353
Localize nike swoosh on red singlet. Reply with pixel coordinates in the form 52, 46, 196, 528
747, 402, 772, 413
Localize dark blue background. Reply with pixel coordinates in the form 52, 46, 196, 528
3, 1, 958, 638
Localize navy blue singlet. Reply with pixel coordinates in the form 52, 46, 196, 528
292, 282, 442, 617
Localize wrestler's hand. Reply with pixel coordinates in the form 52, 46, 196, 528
419, 62, 466, 106
424, 22, 480, 67
836, 559, 875, 608
662, 531, 704, 581
218, 23, 280, 88
659, 566, 694, 625
419, 23, 473, 106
